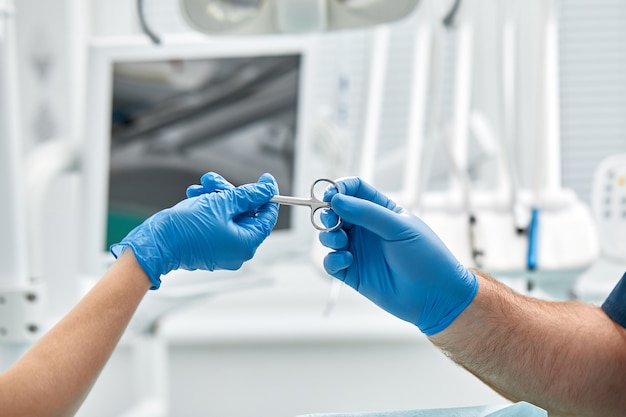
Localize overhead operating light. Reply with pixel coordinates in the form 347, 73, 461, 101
179, 0, 420, 35
334, 0, 418, 23
204, 0, 264, 25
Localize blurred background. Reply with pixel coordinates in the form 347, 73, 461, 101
1, 0, 625, 416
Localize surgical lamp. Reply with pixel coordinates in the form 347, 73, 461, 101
178, 0, 421, 35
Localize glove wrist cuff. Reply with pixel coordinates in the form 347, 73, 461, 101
419, 272, 479, 336
110, 242, 162, 290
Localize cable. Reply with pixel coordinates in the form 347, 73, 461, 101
442, 0, 462, 28
137, 0, 161, 45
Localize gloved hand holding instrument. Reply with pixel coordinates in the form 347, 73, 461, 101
112, 172, 279, 289
318, 177, 478, 336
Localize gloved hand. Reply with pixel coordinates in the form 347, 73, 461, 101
319, 177, 478, 336
111, 172, 279, 290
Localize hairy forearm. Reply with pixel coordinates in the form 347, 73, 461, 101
430, 271, 626, 417
0, 250, 150, 416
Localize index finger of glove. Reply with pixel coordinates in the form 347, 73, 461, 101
330, 193, 412, 241
326, 177, 403, 214
226, 174, 278, 216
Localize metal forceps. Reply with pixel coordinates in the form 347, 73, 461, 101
270, 178, 341, 232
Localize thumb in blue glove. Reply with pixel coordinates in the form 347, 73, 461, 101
319, 177, 478, 336
111, 172, 279, 289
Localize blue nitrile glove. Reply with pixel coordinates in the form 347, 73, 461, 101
319, 177, 478, 336
111, 172, 279, 290
185, 171, 236, 197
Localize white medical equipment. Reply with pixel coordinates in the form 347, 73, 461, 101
573, 154, 626, 303
591, 154, 626, 262
468, 0, 598, 276
356, 0, 599, 277
0, 0, 26, 288
177, 0, 420, 36
0, 0, 46, 366
0, 0, 85, 351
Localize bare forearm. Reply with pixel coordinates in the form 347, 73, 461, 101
0, 250, 151, 416
430, 271, 626, 417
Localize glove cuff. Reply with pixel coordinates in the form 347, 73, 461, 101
419, 271, 479, 336
110, 242, 162, 290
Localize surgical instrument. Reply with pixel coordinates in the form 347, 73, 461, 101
271, 178, 341, 232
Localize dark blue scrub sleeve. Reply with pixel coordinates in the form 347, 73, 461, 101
602, 271, 626, 329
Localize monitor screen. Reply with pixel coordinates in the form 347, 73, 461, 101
81, 38, 317, 277
106, 54, 301, 250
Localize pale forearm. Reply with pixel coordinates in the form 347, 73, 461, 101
430, 271, 626, 417
0, 250, 151, 416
